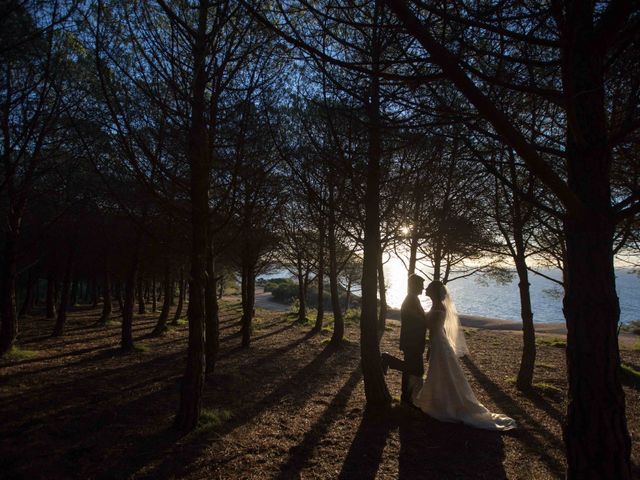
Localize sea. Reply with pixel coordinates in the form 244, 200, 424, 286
261, 258, 640, 325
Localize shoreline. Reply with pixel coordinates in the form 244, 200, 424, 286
252, 290, 636, 344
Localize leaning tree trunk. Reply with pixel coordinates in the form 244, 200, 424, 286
514, 256, 535, 390
0, 233, 18, 355
46, 274, 56, 319
205, 246, 219, 374
152, 263, 171, 336
172, 269, 185, 325
377, 252, 387, 340
175, 1, 209, 431
360, 5, 391, 407
99, 269, 112, 324
314, 216, 325, 332
53, 248, 74, 337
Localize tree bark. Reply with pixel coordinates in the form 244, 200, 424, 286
515, 256, 535, 390
377, 251, 387, 339
116, 280, 124, 312
121, 237, 140, 351
69, 278, 78, 307
46, 274, 56, 319
314, 216, 325, 332
137, 272, 145, 314
152, 274, 157, 312
152, 263, 171, 336
360, 0, 391, 407
99, 269, 112, 324
53, 247, 74, 337
328, 188, 343, 346
0, 234, 18, 355
172, 269, 185, 325
175, 0, 209, 432
560, 7, 631, 476
92, 278, 99, 308
296, 257, 307, 323
240, 263, 255, 348
205, 244, 219, 373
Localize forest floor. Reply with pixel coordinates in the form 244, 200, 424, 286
1, 299, 639, 480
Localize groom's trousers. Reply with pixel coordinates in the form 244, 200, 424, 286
385, 350, 424, 403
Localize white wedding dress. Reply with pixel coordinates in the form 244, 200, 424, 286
410, 303, 516, 431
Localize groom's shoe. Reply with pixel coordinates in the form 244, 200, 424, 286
380, 352, 390, 375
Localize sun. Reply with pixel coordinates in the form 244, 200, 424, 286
400, 225, 412, 236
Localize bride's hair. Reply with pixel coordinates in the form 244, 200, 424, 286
427, 280, 469, 357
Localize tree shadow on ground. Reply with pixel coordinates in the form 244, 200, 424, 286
337, 404, 507, 480
277, 368, 363, 479
130, 342, 349, 479
462, 357, 565, 477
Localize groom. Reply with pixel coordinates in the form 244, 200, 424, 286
381, 273, 427, 405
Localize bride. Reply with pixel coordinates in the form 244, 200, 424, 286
409, 280, 516, 431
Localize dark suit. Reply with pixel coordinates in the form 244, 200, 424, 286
385, 294, 427, 402
400, 294, 427, 400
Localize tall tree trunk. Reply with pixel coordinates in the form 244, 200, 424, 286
172, 269, 185, 325
205, 246, 219, 374
175, 1, 209, 431
360, 0, 391, 407
377, 252, 387, 340
137, 273, 145, 314
69, 278, 78, 307
152, 274, 157, 312
328, 189, 343, 346
561, 16, 630, 475
53, 247, 74, 337
0, 233, 18, 355
152, 263, 171, 336
46, 274, 56, 319
514, 256, 535, 390
122, 237, 140, 351
116, 280, 124, 312
18, 268, 35, 318
296, 257, 307, 323
92, 278, 99, 308
240, 263, 255, 348
314, 216, 325, 332
99, 269, 112, 325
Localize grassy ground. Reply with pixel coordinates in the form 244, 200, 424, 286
1, 300, 638, 479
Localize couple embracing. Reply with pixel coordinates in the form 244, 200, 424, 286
382, 274, 516, 431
